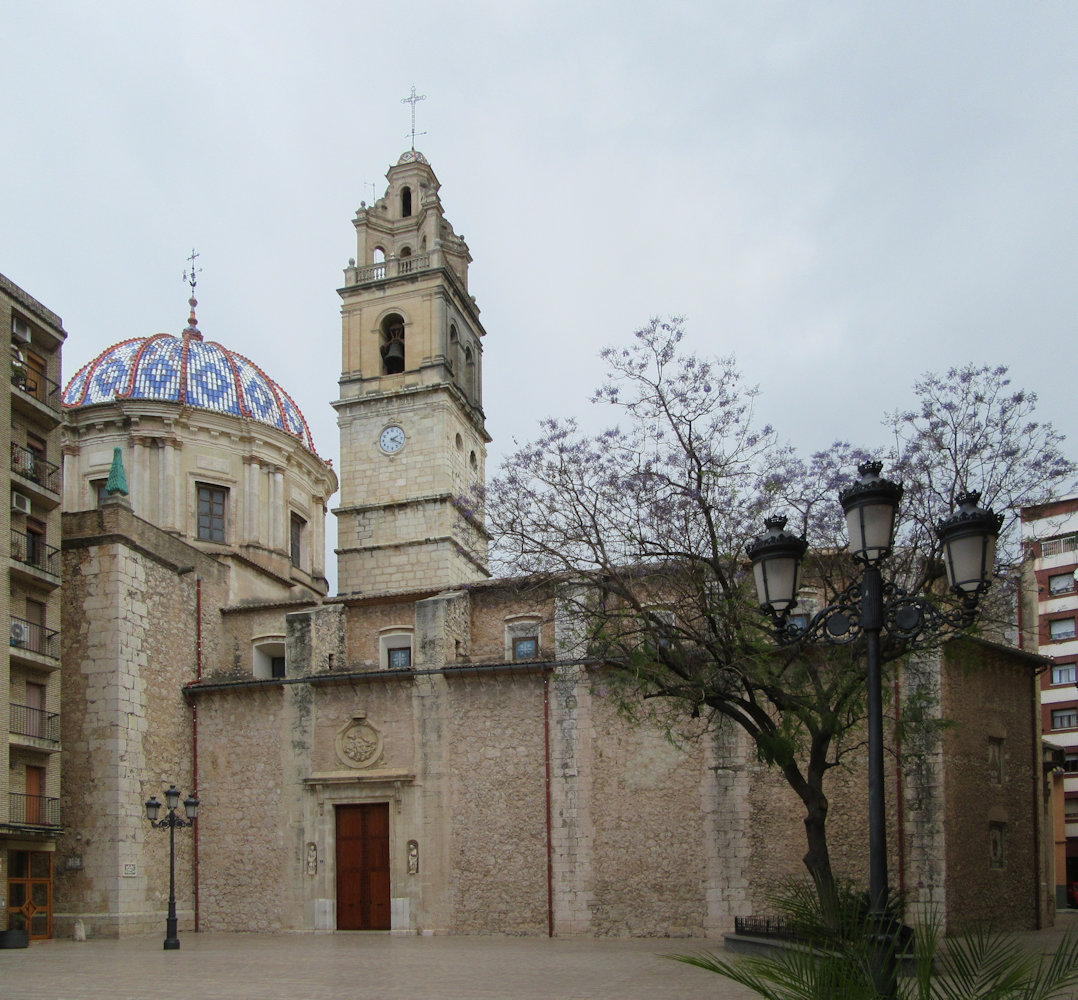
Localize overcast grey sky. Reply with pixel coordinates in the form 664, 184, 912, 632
4, 2, 1075, 590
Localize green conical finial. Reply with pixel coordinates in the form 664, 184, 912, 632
105, 447, 129, 497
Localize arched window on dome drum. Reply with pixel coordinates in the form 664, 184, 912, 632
380, 314, 406, 376
400, 246, 412, 258
401, 186, 412, 217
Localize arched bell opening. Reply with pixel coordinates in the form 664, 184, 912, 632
380, 314, 406, 375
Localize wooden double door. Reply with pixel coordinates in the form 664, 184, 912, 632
335, 803, 390, 930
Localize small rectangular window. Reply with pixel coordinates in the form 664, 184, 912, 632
989, 821, 1006, 869
388, 647, 412, 669
290, 513, 305, 568
270, 656, 286, 679
1050, 619, 1076, 641
1066, 798, 1078, 818
1053, 663, 1077, 685
93, 479, 109, 507
1066, 754, 1078, 774
197, 484, 228, 542
1050, 572, 1076, 595
513, 636, 539, 660
1053, 708, 1077, 730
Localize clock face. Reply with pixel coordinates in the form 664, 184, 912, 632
379, 425, 406, 454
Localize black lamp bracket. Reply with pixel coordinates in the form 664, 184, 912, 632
769, 580, 979, 649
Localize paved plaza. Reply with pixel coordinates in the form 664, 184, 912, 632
4, 916, 1077, 1000
1, 932, 759, 1000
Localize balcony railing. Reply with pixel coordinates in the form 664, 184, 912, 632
8, 793, 60, 827
348, 252, 432, 285
10, 530, 60, 577
9, 703, 60, 744
11, 362, 62, 415
10, 443, 61, 495
9, 616, 59, 660
1041, 535, 1078, 559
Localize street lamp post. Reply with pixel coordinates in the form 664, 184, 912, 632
746, 461, 1002, 998
145, 784, 199, 950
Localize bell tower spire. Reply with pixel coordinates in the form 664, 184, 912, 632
333, 148, 490, 596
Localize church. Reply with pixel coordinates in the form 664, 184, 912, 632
13, 147, 1049, 939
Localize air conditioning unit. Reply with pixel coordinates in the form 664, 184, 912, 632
10, 620, 29, 647
11, 317, 31, 344
11, 493, 30, 515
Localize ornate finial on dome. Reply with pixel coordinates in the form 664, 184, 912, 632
401, 85, 427, 151
182, 249, 204, 341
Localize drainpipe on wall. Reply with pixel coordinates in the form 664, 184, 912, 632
543, 668, 554, 938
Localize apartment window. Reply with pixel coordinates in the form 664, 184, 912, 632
1050, 618, 1076, 642
1066, 798, 1078, 819
25, 519, 44, 569
1052, 708, 1077, 730
197, 484, 228, 542
1050, 572, 1076, 595
1053, 663, 1077, 685
290, 513, 305, 568
25, 434, 46, 484
513, 636, 539, 660
1065, 754, 1078, 774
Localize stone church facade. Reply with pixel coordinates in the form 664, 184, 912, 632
43, 149, 1049, 940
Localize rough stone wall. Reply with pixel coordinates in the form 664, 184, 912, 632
586, 688, 710, 937
903, 651, 949, 924
468, 584, 556, 663
55, 507, 227, 938
195, 686, 295, 931
217, 601, 321, 679
705, 720, 752, 932
940, 639, 1042, 931
445, 673, 548, 934
344, 597, 419, 668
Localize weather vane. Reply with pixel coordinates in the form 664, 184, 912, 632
183, 248, 202, 295
401, 85, 427, 150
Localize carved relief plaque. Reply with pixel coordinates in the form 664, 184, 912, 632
335, 716, 384, 769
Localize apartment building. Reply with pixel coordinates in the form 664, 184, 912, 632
0, 273, 66, 941
1022, 495, 1078, 904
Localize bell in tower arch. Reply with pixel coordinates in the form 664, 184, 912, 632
380, 315, 406, 375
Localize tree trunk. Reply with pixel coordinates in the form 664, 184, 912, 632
783, 758, 838, 917
802, 786, 837, 917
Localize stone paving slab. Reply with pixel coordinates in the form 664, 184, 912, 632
0, 933, 759, 1000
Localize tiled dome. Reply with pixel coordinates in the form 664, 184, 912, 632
63, 328, 319, 454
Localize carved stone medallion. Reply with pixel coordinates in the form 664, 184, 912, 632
335, 716, 384, 769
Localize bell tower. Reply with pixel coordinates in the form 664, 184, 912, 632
333, 150, 490, 596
